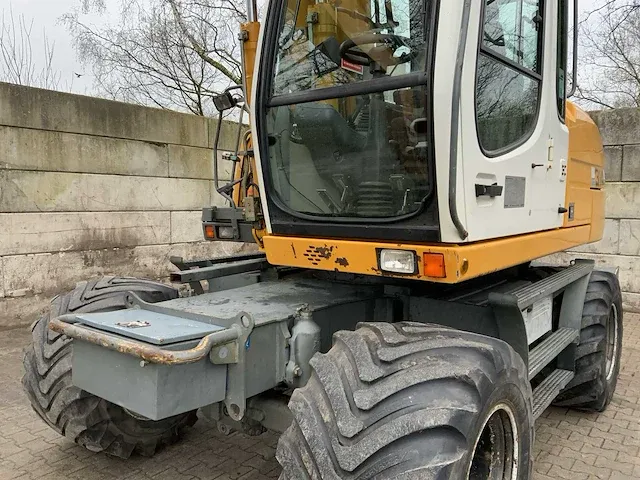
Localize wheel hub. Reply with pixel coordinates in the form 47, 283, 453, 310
468, 404, 519, 480
605, 303, 620, 381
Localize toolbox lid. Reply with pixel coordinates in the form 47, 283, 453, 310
75, 309, 225, 345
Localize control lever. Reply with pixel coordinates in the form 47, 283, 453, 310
317, 189, 342, 213
332, 174, 352, 205
401, 189, 412, 213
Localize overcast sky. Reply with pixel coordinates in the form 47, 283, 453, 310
6, 0, 600, 96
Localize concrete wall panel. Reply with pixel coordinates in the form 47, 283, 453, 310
168, 146, 233, 181
619, 220, 640, 256
0, 294, 49, 329
0, 82, 209, 147
0, 171, 211, 212
622, 144, 640, 181
170, 211, 204, 244
2, 242, 252, 297
0, 82, 242, 150
0, 256, 4, 299
604, 146, 623, 182
0, 212, 170, 256
591, 108, 640, 146
0, 126, 169, 177
572, 219, 620, 255
605, 183, 640, 219
623, 292, 640, 314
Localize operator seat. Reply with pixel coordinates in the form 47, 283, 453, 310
291, 102, 367, 179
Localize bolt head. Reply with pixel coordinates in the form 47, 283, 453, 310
217, 423, 232, 436
293, 366, 302, 377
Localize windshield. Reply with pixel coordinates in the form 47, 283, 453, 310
265, 0, 433, 220
272, 0, 428, 96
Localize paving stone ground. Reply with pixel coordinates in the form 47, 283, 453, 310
1, 314, 639, 480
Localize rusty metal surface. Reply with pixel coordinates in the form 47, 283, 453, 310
50, 315, 241, 365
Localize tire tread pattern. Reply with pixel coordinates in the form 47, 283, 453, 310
22, 276, 197, 458
277, 322, 533, 479
554, 271, 623, 411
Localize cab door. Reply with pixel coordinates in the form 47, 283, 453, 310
458, 0, 569, 242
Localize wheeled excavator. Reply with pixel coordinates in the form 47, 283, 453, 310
23, 1, 623, 478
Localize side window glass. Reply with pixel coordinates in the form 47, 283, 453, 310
476, 0, 544, 153
521, 1, 543, 71
483, 2, 520, 62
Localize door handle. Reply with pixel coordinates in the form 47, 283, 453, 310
475, 183, 504, 198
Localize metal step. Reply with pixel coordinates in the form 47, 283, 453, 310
490, 262, 594, 310
528, 328, 579, 380
532, 369, 574, 419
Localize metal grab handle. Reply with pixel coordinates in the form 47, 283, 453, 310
50, 315, 242, 366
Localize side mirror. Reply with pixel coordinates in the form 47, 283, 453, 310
213, 91, 239, 112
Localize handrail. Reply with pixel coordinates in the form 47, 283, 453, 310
449, 0, 472, 240
49, 315, 241, 366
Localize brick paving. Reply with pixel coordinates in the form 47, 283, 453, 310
1, 315, 639, 479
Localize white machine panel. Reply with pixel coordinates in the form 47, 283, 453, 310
523, 296, 553, 345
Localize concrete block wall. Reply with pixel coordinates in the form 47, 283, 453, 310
547, 107, 640, 313
0, 82, 250, 327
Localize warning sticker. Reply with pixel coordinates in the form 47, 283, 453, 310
341, 58, 364, 75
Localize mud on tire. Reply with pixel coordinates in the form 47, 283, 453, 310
277, 322, 535, 479
22, 277, 198, 459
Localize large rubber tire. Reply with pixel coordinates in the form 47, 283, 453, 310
277, 322, 534, 479
22, 277, 198, 459
554, 270, 623, 411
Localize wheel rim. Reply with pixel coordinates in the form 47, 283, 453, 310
468, 404, 519, 480
605, 303, 619, 381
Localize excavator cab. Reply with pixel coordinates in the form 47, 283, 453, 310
207, 0, 603, 285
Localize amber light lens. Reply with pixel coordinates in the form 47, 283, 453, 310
423, 253, 446, 278
204, 225, 215, 239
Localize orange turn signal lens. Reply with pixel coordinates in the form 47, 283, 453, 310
423, 253, 446, 278
204, 225, 215, 239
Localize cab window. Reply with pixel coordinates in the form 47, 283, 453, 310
476, 0, 544, 153
272, 0, 428, 96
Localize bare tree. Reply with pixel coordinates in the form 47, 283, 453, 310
576, 1, 640, 109
0, 7, 64, 90
64, 0, 245, 115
